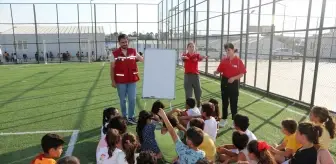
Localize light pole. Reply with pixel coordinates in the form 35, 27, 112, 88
90, 0, 94, 61
277, 3, 286, 35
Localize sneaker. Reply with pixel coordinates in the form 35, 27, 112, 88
127, 117, 137, 125
219, 119, 227, 128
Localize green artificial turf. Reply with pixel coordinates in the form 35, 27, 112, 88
0, 63, 335, 163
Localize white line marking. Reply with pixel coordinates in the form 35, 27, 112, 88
102, 62, 105, 66
177, 68, 306, 116
65, 130, 79, 156
0, 130, 78, 136
9, 65, 30, 70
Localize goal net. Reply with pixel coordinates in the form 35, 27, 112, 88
42, 37, 106, 64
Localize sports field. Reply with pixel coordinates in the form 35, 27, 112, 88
0, 63, 335, 163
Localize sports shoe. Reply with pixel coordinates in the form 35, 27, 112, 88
127, 117, 137, 125
219, 119, 227, 128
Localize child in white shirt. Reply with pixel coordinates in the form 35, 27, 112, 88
168, 98, 201, 127
217, 114, 257, 163
201, 102, 218, 141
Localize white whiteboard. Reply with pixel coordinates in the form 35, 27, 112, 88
142, 48, 177, 100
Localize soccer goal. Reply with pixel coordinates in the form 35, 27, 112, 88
42, 37, 95, 64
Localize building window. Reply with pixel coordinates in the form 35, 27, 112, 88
16, 40, 28, 50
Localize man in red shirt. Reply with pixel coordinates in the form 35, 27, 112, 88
181, 42, 207, 107
110, 34, 144, 125
214, 43, 246, 128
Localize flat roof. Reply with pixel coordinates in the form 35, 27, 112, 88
0, 26, 104, 35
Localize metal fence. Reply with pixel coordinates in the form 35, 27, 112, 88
0, 2, 159, 64
158, 0, 336, 111
0, 0, 335, 111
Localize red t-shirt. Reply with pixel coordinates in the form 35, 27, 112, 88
216, 56, 246, 78
182, 53, 205, 74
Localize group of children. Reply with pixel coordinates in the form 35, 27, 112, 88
31, 97, 335, 164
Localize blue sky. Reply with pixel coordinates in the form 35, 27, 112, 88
0, 0, 336, 36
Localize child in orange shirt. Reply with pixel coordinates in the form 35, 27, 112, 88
31, 133, 65, 164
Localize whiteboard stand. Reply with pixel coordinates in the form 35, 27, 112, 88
142, 48, 177, 111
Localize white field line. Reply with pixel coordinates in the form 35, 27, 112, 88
64, 130, 79, 156
0, 129, 80, 156
177, 68, 306, 117
9, 65, 31, 70
0, 130, 78, 136
102, 62, 105, 66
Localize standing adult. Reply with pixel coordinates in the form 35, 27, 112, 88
214, 43, 246, 128
110, 34, 144, 125
181, 42, 207, 107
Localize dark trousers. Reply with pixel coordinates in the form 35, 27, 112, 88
184, 74, 202, 107
221, 76, 239, 120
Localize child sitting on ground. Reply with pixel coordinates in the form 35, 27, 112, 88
217, 114, 257, 163
208, 98, 220, 121
120, 132, 140, 164
247, 140, 277, 164
150, 100, 166, 122
270, 119, 301, 163
157, 108, 205, 164
96, 116, 128, 159
189, 118, 217, 163
136, 151, 157, 164
57, 156, 80, 164
101, 107, 119, 138
168, 98, 201, 127
221, 131, 250, 164
201, 102, 218, 141
31, 133, 65, 164
309, 106, 335, 149
136, 110, 162, 159
96, 129, 123, 164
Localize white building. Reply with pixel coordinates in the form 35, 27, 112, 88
303, 30, 336, 58
0, 26, 106, 60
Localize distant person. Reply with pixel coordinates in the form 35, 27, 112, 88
13, 53, 17, 64
31, 133, 65, 164
4, 51, 9, 62
50, 51, 54, 61
0, 48, 2, 63
35, 52, 39, 62
214, 43, 246, 128
23, 54, 28, 62
181, 42, 208, 107
110, 34, 144, 125
57, 156, 80, 164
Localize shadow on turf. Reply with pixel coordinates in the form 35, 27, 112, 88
74, 65, 105, 129
0, 68, 69, 111
0, 71, 42, 89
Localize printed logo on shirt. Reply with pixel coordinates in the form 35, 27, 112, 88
232, 64, 238, 68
